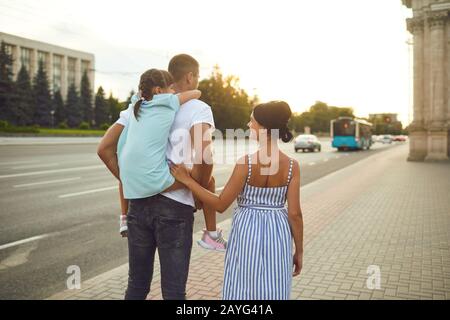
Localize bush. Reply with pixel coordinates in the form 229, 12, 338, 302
58, 121, 69, 129
0, 120, 9, 129
100, 123, 110, 131
79, 122, 90, 130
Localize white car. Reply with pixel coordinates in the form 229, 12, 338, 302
380, 135, 393, 144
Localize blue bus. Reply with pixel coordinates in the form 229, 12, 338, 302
331, 117, 373, 151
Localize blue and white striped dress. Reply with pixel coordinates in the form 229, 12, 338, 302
222, 154, 294, 300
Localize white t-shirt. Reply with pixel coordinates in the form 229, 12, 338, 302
116, 99, 215, 208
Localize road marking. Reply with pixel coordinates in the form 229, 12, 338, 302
323, 158, 329, 162
13, 177, 81, 188
58, 186, 118, 199
0, 160, 39, 166
308, 162, 316, 166
216, 186, 225, 192
11, 163, 60, 170
0, 233, 59, 251
0, 165, 104, 179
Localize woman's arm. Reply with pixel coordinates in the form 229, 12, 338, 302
177, 90, 201, 105
170, 158, 247, 213
286, 160, 304, 276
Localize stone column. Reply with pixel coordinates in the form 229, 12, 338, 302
428, 11, 447, 129
31, 49, 38, 79
61, 55, 68, 100
408, 17, 425, 127
407, 17, 428, 161
425, 10, 449, 161
75, 58, 81, 91
47, 53, 53, 93
11, 45, 20, 79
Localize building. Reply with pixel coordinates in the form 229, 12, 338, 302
402, 0, 450, 161
0, 32, 95, 100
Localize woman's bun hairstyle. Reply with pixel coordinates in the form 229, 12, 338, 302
253, 101, 294, 143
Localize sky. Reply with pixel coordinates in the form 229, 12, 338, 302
0, 0, 413, 125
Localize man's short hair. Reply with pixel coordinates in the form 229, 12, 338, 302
168, 54, 199, 82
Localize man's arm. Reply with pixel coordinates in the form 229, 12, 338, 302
97, 123, 124, 180
190, 123, 214, 188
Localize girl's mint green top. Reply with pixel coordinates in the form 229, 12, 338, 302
118, 93, 180, 199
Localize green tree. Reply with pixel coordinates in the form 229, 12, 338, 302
80, 71, 93, 125
14, 66, 34, 126
66, 83, 82, 127
290, 101, 355, 134
0, 41, 15, 124
33, 60, 52, 126
108, 92, 122, 124
53, 90, 66, 125
94, 86, 109, 127
198, 66, 254, 133
122, 90, 135, 109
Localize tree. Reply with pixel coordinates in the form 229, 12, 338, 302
94, 86, 109, 127
53, 90, 66, 125
122, 90, 135, 110
290, 101, 355, 134
80, 71, 93, 125
108, 92, 122, 124
14, 66, 34, 126
198, 65, 255, 133
0, 41, 15, 124
33, 60, 52, 126
66, 84, 82, 127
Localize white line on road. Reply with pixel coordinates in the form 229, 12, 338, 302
13, 177, 81, 188
58, 186, 118, 199
216, 186, 225, 192
0, 232, 60, 251
323, 158, 329, 162
0, 165, 104, 179
11, 163, 60, 170
308, 162, 316, 166
0, 160, 39, 166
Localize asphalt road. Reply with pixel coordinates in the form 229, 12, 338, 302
0, 137, 403, 299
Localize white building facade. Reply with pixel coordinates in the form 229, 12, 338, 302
403, 0, 450, 161
0, 32, 95, 100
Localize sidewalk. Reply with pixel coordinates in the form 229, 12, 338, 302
48, 144, 450, 300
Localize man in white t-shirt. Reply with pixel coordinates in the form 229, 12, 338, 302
97, 54, 217, 300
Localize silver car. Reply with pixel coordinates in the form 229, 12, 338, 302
294, 134, 322, 152
380, 135, 393, 144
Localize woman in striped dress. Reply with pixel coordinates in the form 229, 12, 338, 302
170, 101, 304, 300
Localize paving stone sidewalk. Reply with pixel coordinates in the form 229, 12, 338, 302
48, 145, 450, 300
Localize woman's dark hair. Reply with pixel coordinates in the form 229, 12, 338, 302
253, 101, 294, 143
134, 69, 174, 119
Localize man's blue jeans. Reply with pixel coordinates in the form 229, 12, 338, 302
124, 194, 194, 300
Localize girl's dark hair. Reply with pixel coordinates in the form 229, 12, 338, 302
134, 69, 174, 119
253, 101, 294, 143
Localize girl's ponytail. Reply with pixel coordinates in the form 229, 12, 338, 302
133, 69, 174, 120
133, 98, 143, 119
